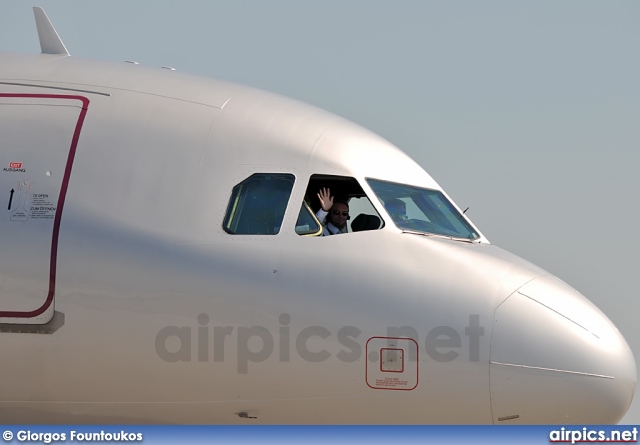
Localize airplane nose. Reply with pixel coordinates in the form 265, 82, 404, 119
490, 276, 636, 424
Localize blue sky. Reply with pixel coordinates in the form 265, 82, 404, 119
2, 1, 638, 423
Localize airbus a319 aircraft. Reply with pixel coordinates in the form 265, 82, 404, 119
0, 8, 635, 424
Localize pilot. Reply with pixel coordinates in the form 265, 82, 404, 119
384, 198, 407, 222
316, 187, 349, 236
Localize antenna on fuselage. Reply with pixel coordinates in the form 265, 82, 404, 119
33, 7, 70, 56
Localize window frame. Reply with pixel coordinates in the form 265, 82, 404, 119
223, 173, 296, 236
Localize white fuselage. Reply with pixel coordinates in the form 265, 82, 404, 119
0, 52, 635, 424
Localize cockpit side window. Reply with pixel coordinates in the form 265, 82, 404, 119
367, 178, 479, 240
223, 173, 294, 235
297, 174, 383, 236
296, 201, 322, 236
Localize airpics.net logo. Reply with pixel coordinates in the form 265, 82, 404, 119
549, 427, 638, 444
154, 313, 485, 374
3, 162, 25, 173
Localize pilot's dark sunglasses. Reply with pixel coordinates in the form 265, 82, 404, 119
332, 210, 349, 217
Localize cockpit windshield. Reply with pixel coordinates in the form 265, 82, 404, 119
367, 179, 480, 241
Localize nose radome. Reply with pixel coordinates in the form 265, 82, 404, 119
490, 276, 636, 424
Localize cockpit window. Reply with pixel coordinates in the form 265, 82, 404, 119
298, 174, 383, 236
367, 178, 479, 241
223, 173, 294, 235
